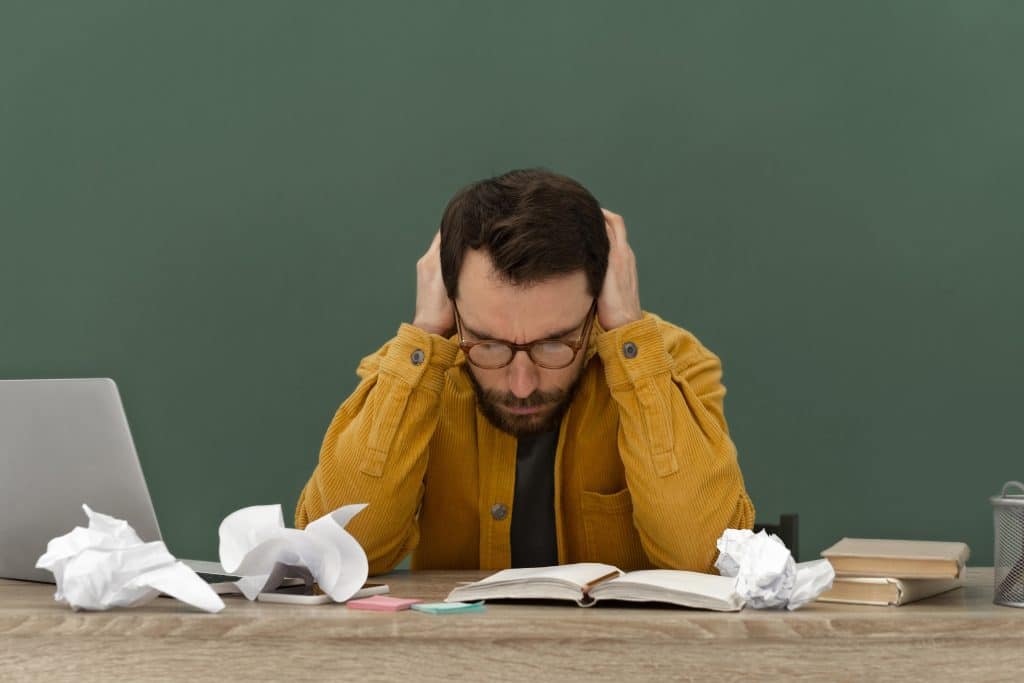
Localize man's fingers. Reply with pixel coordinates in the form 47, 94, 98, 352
601, 208, 627, 244
601, 208, 623, 225
604, 219, 618, 248
602, 210, 618, 247
420, 231, 441, 264
418, 231, 442, 272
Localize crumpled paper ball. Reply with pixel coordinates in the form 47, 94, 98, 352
35, 504, 225, 613
218, 503, 368, 601
715, 528, 835, 610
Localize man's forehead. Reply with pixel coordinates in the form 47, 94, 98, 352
455, 248, 590, 338
456, 283, 591, 340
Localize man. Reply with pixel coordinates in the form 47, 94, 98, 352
296, 168, 754, 575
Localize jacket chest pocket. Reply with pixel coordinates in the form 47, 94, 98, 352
580, 488, 648, 571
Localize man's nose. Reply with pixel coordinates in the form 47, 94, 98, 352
507, 350, 539, 399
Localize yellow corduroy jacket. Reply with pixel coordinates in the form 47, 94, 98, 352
295, 312, 754, 576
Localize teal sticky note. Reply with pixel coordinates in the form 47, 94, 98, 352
410, 601, 486, 614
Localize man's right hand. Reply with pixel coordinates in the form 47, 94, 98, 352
412, 230, 455, 337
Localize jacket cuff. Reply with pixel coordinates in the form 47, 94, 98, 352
379, 323, 459, 393
596, 314, 672, 387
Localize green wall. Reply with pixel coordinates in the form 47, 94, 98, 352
2, 2, 1021, 565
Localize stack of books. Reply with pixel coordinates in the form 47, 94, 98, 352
817, 538, 970, 606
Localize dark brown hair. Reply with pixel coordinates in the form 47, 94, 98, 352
440, 168, 609, 299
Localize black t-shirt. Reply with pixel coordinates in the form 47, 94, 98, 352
510, 428, 559, 568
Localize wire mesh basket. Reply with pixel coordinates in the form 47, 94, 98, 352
991, 480, 1024, 607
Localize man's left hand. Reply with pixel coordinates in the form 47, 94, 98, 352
597, 209, 642, 331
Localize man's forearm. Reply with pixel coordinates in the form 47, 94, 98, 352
295, 323, 458, 574
596, 314, 755, 572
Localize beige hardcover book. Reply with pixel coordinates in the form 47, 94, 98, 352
821, 538, 970, 579
445, 563, 744, 612
817, 575, 963, 606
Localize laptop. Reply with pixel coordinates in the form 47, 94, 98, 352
0, 378, 234, 585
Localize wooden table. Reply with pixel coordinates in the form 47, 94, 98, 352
1, 567, 1022, 681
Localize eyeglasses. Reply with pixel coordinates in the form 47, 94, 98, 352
453, 299, 598, 370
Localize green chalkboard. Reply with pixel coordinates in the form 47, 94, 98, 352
2, 2, 1020, 565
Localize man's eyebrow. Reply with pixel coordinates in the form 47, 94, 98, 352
461, 318, 583, 342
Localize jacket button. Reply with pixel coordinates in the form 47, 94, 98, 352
490, 503, 508, 521
410, 349, 425, 365
622, 341, 638, 359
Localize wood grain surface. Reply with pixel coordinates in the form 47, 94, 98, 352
2, 567, 1022, 681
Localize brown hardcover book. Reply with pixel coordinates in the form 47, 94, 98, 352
817, 576, 963, 606
820, 538, 970, 579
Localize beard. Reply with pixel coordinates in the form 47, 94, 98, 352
465, 368, 584, 438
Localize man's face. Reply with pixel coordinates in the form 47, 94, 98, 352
455, 249, 593, 437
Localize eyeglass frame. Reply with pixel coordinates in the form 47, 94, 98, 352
452, 297, 598, 370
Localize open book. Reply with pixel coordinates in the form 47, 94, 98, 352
444, 563, 743, 612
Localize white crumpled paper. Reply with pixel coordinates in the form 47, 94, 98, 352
218, 503, 369, 601
715, 528, 834, 610
35, 504, 225, 613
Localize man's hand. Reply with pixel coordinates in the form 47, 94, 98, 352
412, 230, 455, 337
598, 209, 642, 330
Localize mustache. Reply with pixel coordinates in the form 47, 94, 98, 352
479, 388, 565, 409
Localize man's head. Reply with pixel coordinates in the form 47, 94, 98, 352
439, 169, 609, 437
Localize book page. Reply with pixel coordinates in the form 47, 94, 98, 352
472, 563, 621, 588
607, 570, 738, 601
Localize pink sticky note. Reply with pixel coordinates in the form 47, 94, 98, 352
346, 595, 423, 612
